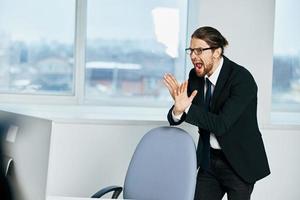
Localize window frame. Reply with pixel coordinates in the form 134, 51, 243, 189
2, 0, 299, 127
0, 0, 190, 107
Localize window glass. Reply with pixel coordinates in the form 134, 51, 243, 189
0, 0, 75, 95
85, 0, 187, 102
272, 0, 300, 111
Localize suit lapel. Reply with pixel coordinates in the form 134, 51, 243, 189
196, 78, 204, 105
210, 56, 232, 111
189, 72, 204, 106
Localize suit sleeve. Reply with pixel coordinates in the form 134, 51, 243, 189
167, 105, 186, 125
185, 68, 257, 136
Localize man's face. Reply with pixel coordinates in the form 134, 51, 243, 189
189, 38, 215, 77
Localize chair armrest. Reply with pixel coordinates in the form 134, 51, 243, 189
91, 185, 123, 198
3, 156, 13, 176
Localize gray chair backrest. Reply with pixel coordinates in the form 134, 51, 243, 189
123, 126, 197, 200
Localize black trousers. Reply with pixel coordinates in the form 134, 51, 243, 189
194, 148, 254, 200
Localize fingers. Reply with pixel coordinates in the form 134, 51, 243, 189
164, 73, 179, 89
171, 76, 179, 88
180, 81, 186, 94
163, 74, 194, 99
179, 82, 183, 95
178, 81, 188, 95
164, 73, 180, 99
163, 79, 172, 91
183, 81, 188, 92
190, 90, 198, 100
167, 73, 179, 86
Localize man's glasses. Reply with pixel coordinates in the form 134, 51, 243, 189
185, 47, 216, 55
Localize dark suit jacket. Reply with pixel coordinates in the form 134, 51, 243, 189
167, 56, 270, 183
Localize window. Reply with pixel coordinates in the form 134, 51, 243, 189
272, 0, 300, 111
0, 0, 76, 95
85, 0, 187, 104
0, 0, 188, 106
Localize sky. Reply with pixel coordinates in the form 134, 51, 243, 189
0, 0, 181, 41
0, 0, 184, 57
273, 0, 300, 55
0, 0, 75, 43
1, 0, 298, 55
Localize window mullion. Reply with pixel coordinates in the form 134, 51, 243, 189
74, 0, 87, 105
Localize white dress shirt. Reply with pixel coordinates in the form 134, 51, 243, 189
172, 57, 224, 149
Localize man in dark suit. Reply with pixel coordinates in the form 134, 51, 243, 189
164, 26, 270, 200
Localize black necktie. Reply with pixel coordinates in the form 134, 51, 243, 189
204, 78, 212, 110
200, 78, 212, 171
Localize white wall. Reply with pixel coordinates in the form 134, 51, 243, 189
190, 0, 275, 125
47, 121, 300, 199
46, 0, 300, 199
254, 128, 300, 200
46, 121, 198, 198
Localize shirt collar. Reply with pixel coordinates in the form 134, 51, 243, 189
205, 57, 224, 86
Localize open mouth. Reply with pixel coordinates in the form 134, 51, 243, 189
195, 63, 203, 69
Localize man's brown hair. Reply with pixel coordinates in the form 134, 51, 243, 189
192, 26, 228, 55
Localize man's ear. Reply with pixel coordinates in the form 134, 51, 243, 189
213, 47, 222, 59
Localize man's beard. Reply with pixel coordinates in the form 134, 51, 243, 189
195, 62, 213, 77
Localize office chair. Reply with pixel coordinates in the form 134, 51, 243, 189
91, 126, 197, 200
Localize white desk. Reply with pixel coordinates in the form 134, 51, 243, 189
47, 196, 127, 200
47, 197, 94, 200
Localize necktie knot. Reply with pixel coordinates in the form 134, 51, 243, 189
206, 77, 211, 86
